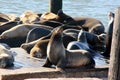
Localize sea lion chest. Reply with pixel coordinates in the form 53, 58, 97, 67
47, 40, 65, 65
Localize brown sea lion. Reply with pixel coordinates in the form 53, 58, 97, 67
57, 10, 105, 35
30, 39, 49, 58
20, 11, 40, 24
40, 12, 59, 21
43, 26, 95, 71
29, 33, 76, 58
0, 12, 10, 24
0, 24, 53, 39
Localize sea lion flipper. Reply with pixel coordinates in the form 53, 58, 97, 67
56, 59, 66, 72
42, 58, 52, 67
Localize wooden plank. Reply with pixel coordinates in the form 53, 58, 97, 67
108, 7, 120, 80
0, 48, 108, 80
49, 0, 62, 14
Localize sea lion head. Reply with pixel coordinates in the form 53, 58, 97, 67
94, 33, 106, 52
30, 47, 42, 58
108, 12, 115, 20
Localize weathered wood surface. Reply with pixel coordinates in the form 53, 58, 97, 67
0, 48, 108, 80
25, 78, 108, 80
49, 0, 62, 14
108, 7, 120, 80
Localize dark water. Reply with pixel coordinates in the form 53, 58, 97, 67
0, 0, 120, 31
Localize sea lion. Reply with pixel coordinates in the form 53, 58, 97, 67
20, 11, 40, 24
6, 13, 20, 22
21, 33, 52, 53
0, 44, 14, 68
103, 12, 114, 57
67, 30, 90, 51
0, 21, 18, 34
38, 20, 63, 28
30, 39, 49, 58
0, 12, 10, 24
43, 26, 95, 71
85, 31, 106, 52
57, 9, 105, 35
29, 32, 76, 58
63, 28, 80, 40
26, 27, 51, 43
0, 24, 53, 39
40, 12, 59, 21
0, 43, 11, 50
0, 37, 26, 47
67, 29, 106, 52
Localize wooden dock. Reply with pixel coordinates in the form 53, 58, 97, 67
0, 48, 108, 80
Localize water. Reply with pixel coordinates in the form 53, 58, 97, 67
0, 0, 120, 31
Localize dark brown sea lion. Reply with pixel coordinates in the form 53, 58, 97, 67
43, 26, 95, 71
63, 28, 80, 40
66, 29, 106, 52
21, 33, 52, 53
67, 30, 90, 51
0, 12, 10, 24
26, 27, 51, 43
0, 21, 18, 34
57, 10, 105, 35
103, 12, 114, 57
0, 24, 52, 47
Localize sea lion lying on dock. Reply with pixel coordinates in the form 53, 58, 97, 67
20, 11, 40, 24
0, 24, 53, 39
0, 44, 14, 68
43, 26, 95, 71
0, 24, 52, 47
66, 29, 106, 52
0, 12, 10, 24
0, 21, 18, 34
49, 10, 105, 35
29, 32, 76, 58
26, 27, 51, 43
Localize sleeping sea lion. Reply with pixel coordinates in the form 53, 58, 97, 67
57, 9, 105, 35
29, 32, 76, 58
26, 27, 51, 43
0, 24, 53, 39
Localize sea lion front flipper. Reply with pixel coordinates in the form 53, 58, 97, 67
56, 59, 66, 73
42, 58, 52, 67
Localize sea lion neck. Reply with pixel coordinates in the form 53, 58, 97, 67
50, 26, 63, 42
77, 30, 87, 43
